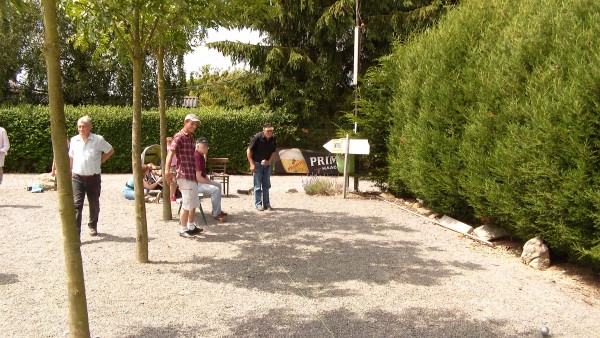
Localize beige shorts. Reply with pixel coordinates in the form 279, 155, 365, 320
177, 178, 200, 211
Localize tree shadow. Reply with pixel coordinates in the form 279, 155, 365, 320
122, 323, 208, 338
167, 209, 484, 296
227, 307, 521, 337
123, 307, 521, 337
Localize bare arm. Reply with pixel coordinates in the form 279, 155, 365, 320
165, 150, 174, 182
101, 147, 114, 163
246, 148, 256, 173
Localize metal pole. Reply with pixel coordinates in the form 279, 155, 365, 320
342, 134, 350, 199
353, 0, 361, 191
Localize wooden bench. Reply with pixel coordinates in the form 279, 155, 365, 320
207, 157, 230, 196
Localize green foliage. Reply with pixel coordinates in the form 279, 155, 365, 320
0, 104, 294, 173
302, 175, 342, 196
187, 66, 259, 109
374, 0, 600, 268
208, 0, 456, 121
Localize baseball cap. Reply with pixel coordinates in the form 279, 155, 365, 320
185, 114, 200, 122
195, 137, 209, 145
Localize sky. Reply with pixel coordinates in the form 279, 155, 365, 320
183, 28, 262, 76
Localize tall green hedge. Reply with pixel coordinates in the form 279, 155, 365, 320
379, 0, 600, 268
0, 105, 295, 173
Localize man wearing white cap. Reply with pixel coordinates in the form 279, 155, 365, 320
165, 114, 203, 237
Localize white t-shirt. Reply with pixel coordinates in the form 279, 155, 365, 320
69, 133, 112, 175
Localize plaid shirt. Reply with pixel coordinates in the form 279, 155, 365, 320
171, 129, 196, 181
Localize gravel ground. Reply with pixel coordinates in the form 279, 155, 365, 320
1, 173, 599, 338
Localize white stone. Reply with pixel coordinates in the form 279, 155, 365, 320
473, 224, 509, 241
521, 237, 551, 270
416, 207, 433, 216
438, 215, 474, 234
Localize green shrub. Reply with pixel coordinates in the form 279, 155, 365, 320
302, 175, 343, 196
0, 104, 295, 173
373, 0, 600, 269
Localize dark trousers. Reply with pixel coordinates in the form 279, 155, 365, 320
72, 174, 101, 232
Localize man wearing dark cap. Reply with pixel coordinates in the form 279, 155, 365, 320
194, 137, 227, 222
165, 114, 203, 237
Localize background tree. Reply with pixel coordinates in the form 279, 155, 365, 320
187, 66, 258, 109
41, 0, 90, 335
0, 0, 41, 103
66, 0, 166, 263
208, 0, 457, 148
151, 2, 213, 220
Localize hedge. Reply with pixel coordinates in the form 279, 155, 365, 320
0, 105, 295, 174
375, 0, 600, 268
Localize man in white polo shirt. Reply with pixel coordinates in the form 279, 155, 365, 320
69, 115, 114, 237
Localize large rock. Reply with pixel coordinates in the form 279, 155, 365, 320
438, 215, 474, 234
473, 224, 509, 241
521, 237, 551, 270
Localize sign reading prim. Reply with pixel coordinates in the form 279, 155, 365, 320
273, 148, 339, 175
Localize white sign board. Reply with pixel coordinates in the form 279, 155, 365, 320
323, 139, 370, 155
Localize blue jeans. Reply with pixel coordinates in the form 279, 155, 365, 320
253, 161, 272, 208
197, 180, 222, 216
72, 174, 101, 232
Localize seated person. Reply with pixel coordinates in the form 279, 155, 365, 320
144, 162, 163, 190
194, 137, 227, 222
123, 164, 163, 202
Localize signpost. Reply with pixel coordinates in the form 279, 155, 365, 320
323, 138, 370, 155
323, 136, 370, 198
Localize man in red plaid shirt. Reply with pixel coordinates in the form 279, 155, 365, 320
165, 114, 203, 237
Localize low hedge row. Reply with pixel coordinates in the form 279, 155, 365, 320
0, 105, 295, 173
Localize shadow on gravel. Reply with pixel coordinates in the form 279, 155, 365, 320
123, 307, 514, 338
169, 209, 485, 295
0, 204, 43, 209
0, 273, 19, 285
228, 307, 514, 338
123, 324, 208, 338
81, 233, 136, 245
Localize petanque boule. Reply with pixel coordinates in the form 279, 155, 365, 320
540, 326, 550, 336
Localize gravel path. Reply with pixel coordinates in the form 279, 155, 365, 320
1, 173, 599, 338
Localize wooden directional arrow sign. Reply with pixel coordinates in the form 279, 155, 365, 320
323, 138, 370, 154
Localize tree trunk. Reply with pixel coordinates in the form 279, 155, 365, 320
132, 8, 149, 263
41, 0, 90, 336
157, 45, 172, 220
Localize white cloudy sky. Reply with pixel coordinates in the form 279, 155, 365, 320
184, 28, 262, 75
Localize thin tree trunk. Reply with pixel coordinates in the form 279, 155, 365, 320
157, 45, 172, 220
132, 8, 149, 263
41, 0, 90, 336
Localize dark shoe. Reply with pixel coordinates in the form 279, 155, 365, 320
265, 206, 273, 211
89, 228, 98, 236
179, 231, 194, 238
214, 214, 227, 222
188, 226, 203, 234
219, 211, 228, 216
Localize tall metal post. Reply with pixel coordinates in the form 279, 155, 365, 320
353, 0, 361, 191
